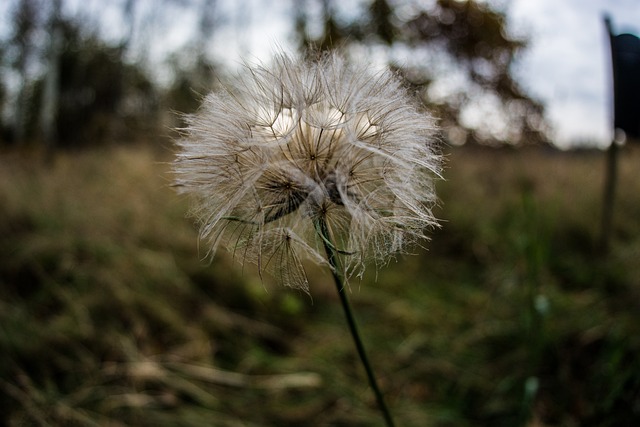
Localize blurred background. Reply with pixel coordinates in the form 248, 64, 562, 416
1, 0, 639, 426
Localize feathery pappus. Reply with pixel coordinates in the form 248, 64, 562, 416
173, 52, 442, 293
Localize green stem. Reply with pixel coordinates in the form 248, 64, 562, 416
316, 217, 395, 427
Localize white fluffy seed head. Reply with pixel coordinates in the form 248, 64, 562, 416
173, 52, 442, 293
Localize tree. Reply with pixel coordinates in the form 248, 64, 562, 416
39, 0, 62, 155
51, 19, 156, 147
9, 0, 45, 145
164, 0, 221, 121
294, 0, 547, 145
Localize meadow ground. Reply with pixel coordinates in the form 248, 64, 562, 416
1, 142, 639, 426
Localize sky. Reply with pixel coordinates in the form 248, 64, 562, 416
1, 0, 638, 148
508, 0, 639, 148
207, 0, 640, 148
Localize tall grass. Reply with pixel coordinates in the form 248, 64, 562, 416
1, 143, 639, 426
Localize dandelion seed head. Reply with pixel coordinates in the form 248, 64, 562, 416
174, 51, 442, 292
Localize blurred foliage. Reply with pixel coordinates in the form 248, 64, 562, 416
1, 144, 639, 425
1, 0, 547, 150
295, 0, 547, 145
51, 20, 157, 147
164, 53, 219, 126
1, 2, 158, 148
4, 0, 47, 145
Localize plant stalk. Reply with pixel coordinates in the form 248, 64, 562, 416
317, 218, 395, 427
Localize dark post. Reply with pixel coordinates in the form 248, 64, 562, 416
600, 135, 618, 253
600, 16, 640, 253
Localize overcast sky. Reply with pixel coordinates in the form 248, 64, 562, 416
509, 0, 639, 148
207, 0, 640, 148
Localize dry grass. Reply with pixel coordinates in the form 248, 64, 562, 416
1, 142, 639, 426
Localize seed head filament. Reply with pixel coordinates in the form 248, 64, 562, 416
255, 168, 310, 224
173, 52, 441, 291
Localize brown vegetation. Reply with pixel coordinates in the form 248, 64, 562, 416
1, 142, 639, 425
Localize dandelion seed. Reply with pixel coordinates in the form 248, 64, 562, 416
173, 52, 441, 291
174, 51, 442, 427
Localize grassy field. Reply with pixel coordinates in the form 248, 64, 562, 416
1, 142, 639, 426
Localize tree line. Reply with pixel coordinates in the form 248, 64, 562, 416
0, 0, 548, 150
